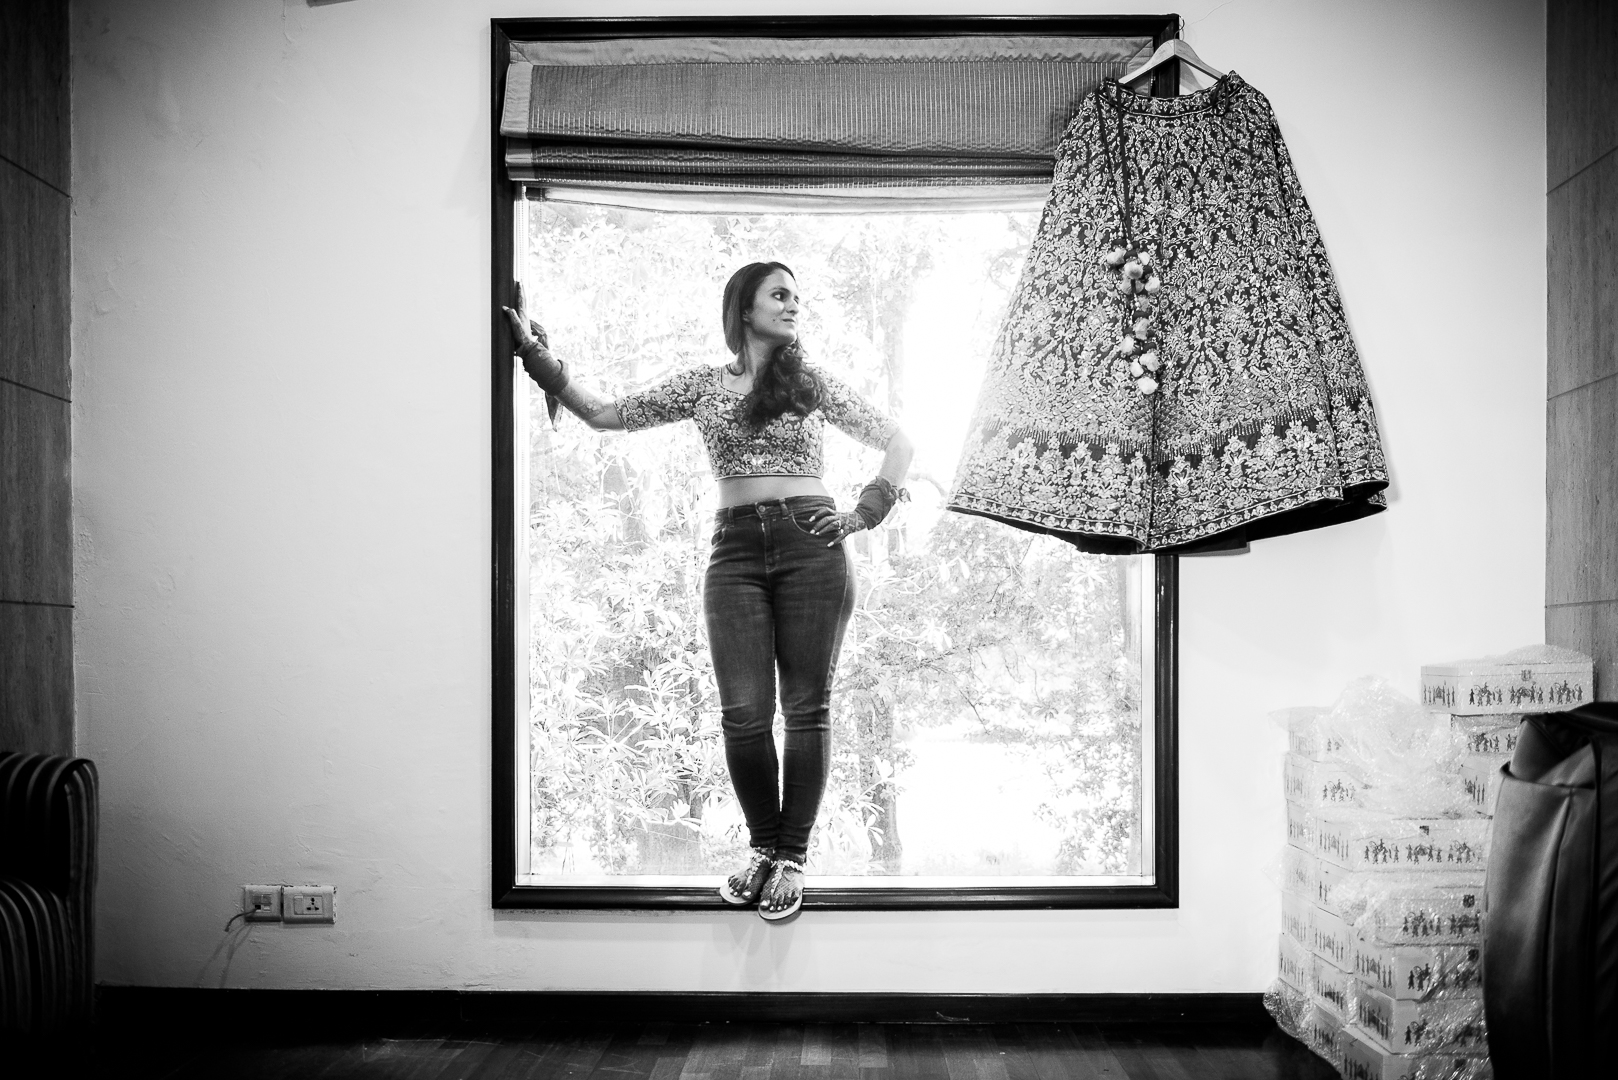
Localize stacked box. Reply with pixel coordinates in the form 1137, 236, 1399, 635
1279, 932, 1312, 991
1307, 1005, 1348, 1073
1353, 941, 1481, 1000
1445, 715, 1520, 818
1348, 980, 1488, 1056
1286, 754, 1366, 809
1340, 1025, 1495, 1080
1266, 672, 1539, 1078
1420, 645, 1592, 715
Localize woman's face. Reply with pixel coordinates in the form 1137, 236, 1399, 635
744, 269, 800, 347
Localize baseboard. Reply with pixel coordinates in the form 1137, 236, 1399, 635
96, 987, 1267, 1033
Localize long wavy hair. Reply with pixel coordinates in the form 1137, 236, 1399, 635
722, 261, 822, 427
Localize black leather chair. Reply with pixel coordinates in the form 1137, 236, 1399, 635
0, 751, 99, 1036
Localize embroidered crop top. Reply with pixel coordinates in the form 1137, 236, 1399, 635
615, 363, 897, 479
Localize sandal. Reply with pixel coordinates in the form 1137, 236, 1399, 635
718, 847, 774, 906
758, 858, 805, 922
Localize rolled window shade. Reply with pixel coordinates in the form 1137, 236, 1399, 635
500, 35, 1154, 194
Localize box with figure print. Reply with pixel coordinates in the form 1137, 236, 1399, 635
1348, 979, 1488, 1056
1339, 1025, 1491, 1080
1352, 940, 1481, 1002
1315, 814, 1489, 873
1279, 933, 1311, 991
1421, 646, 1591, 715
1457, 756, 1505, 817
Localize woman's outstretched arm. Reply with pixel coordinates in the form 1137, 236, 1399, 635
876, 429, 915, 489
501, 290, 624, 431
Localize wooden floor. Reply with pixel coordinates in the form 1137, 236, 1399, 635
78, 1020, 1338, 1080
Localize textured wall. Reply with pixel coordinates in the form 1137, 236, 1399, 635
1546, 0, 1618, 697
1, 0, 73, 756
74, 0, 1545, 992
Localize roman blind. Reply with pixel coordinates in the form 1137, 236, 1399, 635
499, 35, 1155, 199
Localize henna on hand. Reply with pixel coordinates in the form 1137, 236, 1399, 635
811, 509, 867, 546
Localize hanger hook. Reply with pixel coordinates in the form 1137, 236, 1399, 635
1177, 15, 1186, 40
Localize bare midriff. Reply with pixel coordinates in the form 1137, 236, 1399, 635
716, 475, 831, 508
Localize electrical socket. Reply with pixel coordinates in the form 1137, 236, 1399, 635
243, 885, 282, 921
283, 885, 336, 924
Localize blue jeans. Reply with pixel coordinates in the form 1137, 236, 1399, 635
703, 496, 856, 864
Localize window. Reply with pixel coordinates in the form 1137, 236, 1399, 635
491, 16, 1180, 910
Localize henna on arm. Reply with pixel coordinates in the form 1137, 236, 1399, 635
505, 300, 623, 431
554, 381, 622, 430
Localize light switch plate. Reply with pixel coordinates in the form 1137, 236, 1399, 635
283, 885, 336, 924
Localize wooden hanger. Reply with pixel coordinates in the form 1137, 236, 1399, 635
1118, 39, 1226, 87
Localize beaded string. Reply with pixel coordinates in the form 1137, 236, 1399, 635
1097, 87, 1164, 398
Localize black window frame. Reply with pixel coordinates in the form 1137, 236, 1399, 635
491, 13, 1182, 911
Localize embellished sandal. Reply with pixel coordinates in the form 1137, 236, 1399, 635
758, 858, 805, 922
718, 846, 775, 906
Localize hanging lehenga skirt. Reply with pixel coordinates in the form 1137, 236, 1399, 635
948, 73, 1388, 554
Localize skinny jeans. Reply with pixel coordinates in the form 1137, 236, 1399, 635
703, 496, 856, 864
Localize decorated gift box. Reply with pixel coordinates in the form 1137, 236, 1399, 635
1284, 753, 1365, 809
1447, 715, 1521, 758
1349, 979, 1488, 1056
1306, 1004, 1348, 1072
1315, 866, 1485, 947
1311, 955, 1352, 1020
1315, 814, 1490, 873
1421, 645, 1592, 715
1339, 1024, 1492, 1080
1283, 843, 1318, 899
1457, 756, 1506, 817
1283, 890, 1314, 948
1279, 932, 1311, 991
1288, 802, 1316, 851
1353, 940, 1481, 1001
1312, 905, 1353, 968
1284, 705, 1348, 761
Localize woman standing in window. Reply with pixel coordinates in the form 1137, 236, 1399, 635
503, 262, 914, 921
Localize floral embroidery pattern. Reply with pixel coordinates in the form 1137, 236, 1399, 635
949, 73, 1387, 552
616, 363, 896, 478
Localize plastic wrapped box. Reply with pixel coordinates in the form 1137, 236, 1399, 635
1339, 1024, 1492, 1080
1306, 1003, 1347, 1071
1283, 843, 1318, 899
1456, 756, 1505, 817
1285, 753, 1365, 808
1310, 955, 1352, 1020
1285, 705, 1347, 761
1287, 802, 1316, 851
1263, 978, 1311, 1041
1313, 905, 1353, 968
1316, 813, 1490, 873
1353, 940, 1481, 1001
1447, 715, 1521, 757
1279, 932, 1310, 991
1420, 645, 1592, 715
1349, 978, 1488, 1055
1317, 867, 1485, 947
1283, 891, 1313, 947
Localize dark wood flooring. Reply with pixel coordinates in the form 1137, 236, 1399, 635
71, 1020, 1338, 1080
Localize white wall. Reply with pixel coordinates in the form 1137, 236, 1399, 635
72, 0, 1546, 991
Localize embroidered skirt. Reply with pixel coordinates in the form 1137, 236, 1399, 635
948, 73, 1387, 554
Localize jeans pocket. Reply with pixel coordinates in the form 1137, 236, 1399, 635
711, 522, 728, 546
788, 510, 826, 538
